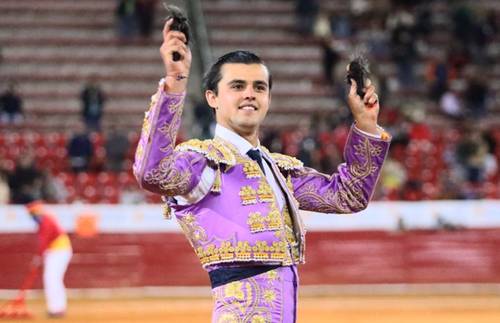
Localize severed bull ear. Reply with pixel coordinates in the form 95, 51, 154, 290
346, 55, 370, 99
164, 4, 191, 61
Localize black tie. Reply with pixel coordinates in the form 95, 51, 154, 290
247, 149, 266, 175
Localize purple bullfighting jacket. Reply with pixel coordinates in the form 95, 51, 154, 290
133, 87, 391, 270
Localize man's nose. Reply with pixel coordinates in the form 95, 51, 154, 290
242, 86, 256, 100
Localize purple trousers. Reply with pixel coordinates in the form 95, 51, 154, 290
211, 266, 298, 323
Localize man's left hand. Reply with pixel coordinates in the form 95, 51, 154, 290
347, 78, 380, 135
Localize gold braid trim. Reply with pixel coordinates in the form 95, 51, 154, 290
176, 139, 236, 169
260, 148, 303, 171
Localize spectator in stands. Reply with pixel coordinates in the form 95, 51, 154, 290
136, 0, 157, 39
455, 129, 489, 183
295, 0, 319, 35
8, 153, 43, 204
80, 76, 106, 131
119, 185, 146, 204
116, 0, 138, 40
67, 122, 93, 173
386, 4, 418, 89
193, 97, 215, 139
379, 156, 407, 200
426, 53, 450, 102
319, 37, 341, 88
40, 171, 68, 203
104, 125, 130, 172
439, 81, 464, 120
464, 72, 489, 119
0, 81, 24, 125
0, 172, 9, 204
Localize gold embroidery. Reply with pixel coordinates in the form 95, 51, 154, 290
178, 213, 208, 247
162, 203, 172, 220
261, 149, 303, 171
217, 313, 238, 323
235, 241, 252, 260
257, 181, 274, 202
262, 290, 276, 306
266, 208, 281, 230
247, 204, 282, 233
176, 139, 236, 169
239, 186, 257, 205
212, 167, 222, 193
197, 240, 291, 267
243, 161, 261, 179
266, 270, 278, 281
219, 241, 235, 261
225, 281, 245, 300
140, 94, 197, 197
251, 315, 267, 323
286, 174, 294, 191
213, 273, 277, 323
248, 212, 266, 232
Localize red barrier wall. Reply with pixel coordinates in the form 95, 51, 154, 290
1, 229, 500, 289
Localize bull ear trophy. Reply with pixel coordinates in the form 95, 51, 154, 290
346, 55, 370, 99
164, 4, 191, 62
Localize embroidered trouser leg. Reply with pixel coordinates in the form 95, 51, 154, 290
211, 265, 298, 323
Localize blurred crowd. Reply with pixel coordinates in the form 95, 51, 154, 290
193, 0, 499, 201
1, 0, 499, 204
0, 76, 145, 204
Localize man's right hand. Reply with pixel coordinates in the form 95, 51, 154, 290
160, 18, 192, 94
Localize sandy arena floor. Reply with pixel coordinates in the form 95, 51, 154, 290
1, 295, 498, 323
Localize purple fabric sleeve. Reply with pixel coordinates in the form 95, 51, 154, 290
133, 89, 208, 196
291, 125, 390, 214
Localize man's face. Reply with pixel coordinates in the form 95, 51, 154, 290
206, 63, 271, 136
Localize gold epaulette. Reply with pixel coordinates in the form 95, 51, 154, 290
264, 150, 303, 171
175, 139, 236, 169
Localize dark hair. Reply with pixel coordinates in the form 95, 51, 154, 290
202, 50, 273, 95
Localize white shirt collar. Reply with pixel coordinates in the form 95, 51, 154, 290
214, 124, 260, 156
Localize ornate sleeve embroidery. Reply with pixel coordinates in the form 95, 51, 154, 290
133, 89, 207, 196
291, 125, 391, 214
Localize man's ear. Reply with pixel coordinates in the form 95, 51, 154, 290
205, 90, 218, 109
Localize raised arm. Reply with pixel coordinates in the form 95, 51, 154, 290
291, 126, 390, 213
292, 78, 391, 213
133, 19, 207, 197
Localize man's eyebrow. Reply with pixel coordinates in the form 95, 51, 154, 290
253, 80, 268, 87
228, 79, 246, 85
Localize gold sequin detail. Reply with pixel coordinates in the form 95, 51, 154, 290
196, 241, 289, 266
239, 186, 257, 205
247, 212, 266, 232
243, 161, 261, 179
257, 181, 274, 202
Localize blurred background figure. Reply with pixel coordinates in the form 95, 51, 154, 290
8, 153, 42, 204
136, 0, 157, 39
105, 125, 130, 172
115, 0, 138, 41
26, 200, 72, 318
295, 0, 319, 35
67, 122, 94, 173
0, 171, 9, 204
0, 81, 24, 125
80, 75, 106, 132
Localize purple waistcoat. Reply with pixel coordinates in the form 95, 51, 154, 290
133, 88, 391, 270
